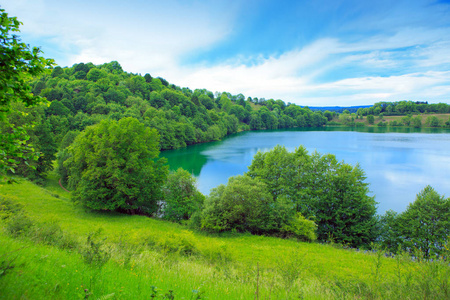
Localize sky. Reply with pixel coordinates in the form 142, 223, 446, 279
3, 0, 450, 106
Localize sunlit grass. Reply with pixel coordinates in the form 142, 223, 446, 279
0, 174, 448, 299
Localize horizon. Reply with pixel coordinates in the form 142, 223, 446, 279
2, 0, 450, 106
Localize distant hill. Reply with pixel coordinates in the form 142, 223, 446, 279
305, 105, 372, 113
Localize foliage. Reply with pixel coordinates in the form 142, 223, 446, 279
161, 168, 204, 222
65, 117, 168, 214
200, 175, 293, 234
0, 196, 24, 220
0, 8, 54, 180
0, 8, 54, 112
358, 101, 450, 117
281, 213, 317, 242
247, 145, 377, 247
379, 186, 450, 258
81, 229, 111, 268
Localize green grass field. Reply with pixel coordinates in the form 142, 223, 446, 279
353, 113, 450, 126
0, 174, 448, 299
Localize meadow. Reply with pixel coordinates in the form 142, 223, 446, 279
0, 174, 448, 299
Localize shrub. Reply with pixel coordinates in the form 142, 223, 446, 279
200, 175, 292, 234
145, 230, 198, 256
0, 196, 23, 220
282, 213, 317, 242
161, 168, 204, 222
80, 229, 111, 268
5, 213, 34, 237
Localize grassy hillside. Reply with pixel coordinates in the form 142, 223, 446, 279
353, 113, 450, 125
0, 175, 448, 299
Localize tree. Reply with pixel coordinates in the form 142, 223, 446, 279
367, 115, 375, 125
315, 162, 377, 246
200, 175, 293, 234
161, 168, 204, 222
65, 117, 168, 214
397, 186, 449, 258
324, 110, 334, 121
247, 145, 377, 247
86, 68, 107, 82
33, 119, 57, 175
425, 116, 440, 127
378, 209, 402, 251
0, 8, 54, 180
412, 116, 422, 128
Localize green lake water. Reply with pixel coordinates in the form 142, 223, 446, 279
161, 126, 450, 213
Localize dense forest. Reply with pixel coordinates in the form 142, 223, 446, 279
31, 61, 328, 149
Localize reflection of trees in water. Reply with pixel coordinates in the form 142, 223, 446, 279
161, 144, 209, 177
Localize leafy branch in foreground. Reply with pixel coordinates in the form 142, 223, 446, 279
0, 8, 54, 180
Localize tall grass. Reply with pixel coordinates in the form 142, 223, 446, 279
0, 177, 448, 299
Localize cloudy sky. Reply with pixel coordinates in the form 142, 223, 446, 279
3, 0, 450, 106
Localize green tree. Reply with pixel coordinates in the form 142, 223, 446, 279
201, 175, 292, 234
367, 115, 375, 125
378, 186, 450, 258
0, 8, 54, 179
378, 209, 402, 251
398, 186, 450, 258
33, 119, 57, 175
412, 115, 422, 128
315, 162, 377, 246
324, 110, 334, 121
425, 116, 440, 127
86, 68, 107, 82
247, 145, 377, 247
65, 117, 168, 214
161, 168, 204, 222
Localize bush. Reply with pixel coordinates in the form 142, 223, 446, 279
161, 168, 204, 222
200, 175, 292, 234
0, 197, 23, 220
5, 213, 34, 237
145, 230, 198, 256
80, 229, 111, 268
282, 213, 317, 242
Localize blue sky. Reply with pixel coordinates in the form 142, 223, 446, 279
3, 0, 450, 106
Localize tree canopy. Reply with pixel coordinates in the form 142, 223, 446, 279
161, 168, 204, 222
200, 175, 294, 235
379, 186, 450, 258
247, 145, 377, 247
65, 117, 168, 214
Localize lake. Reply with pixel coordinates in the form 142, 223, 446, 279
161, 127, 450, 214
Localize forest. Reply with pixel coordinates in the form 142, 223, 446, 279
1, 7, 450, 299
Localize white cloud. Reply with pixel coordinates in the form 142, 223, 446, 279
2, 0, 237, 73
2, 0, 450, 106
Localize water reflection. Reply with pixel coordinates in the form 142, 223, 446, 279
161, 127, 450, 213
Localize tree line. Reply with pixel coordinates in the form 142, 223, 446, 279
357, 101, 450, 116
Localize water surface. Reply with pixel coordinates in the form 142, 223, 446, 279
161, 127, 450, 213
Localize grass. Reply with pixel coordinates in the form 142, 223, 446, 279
0, 174, 449, 299
353, 113, 450, 126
